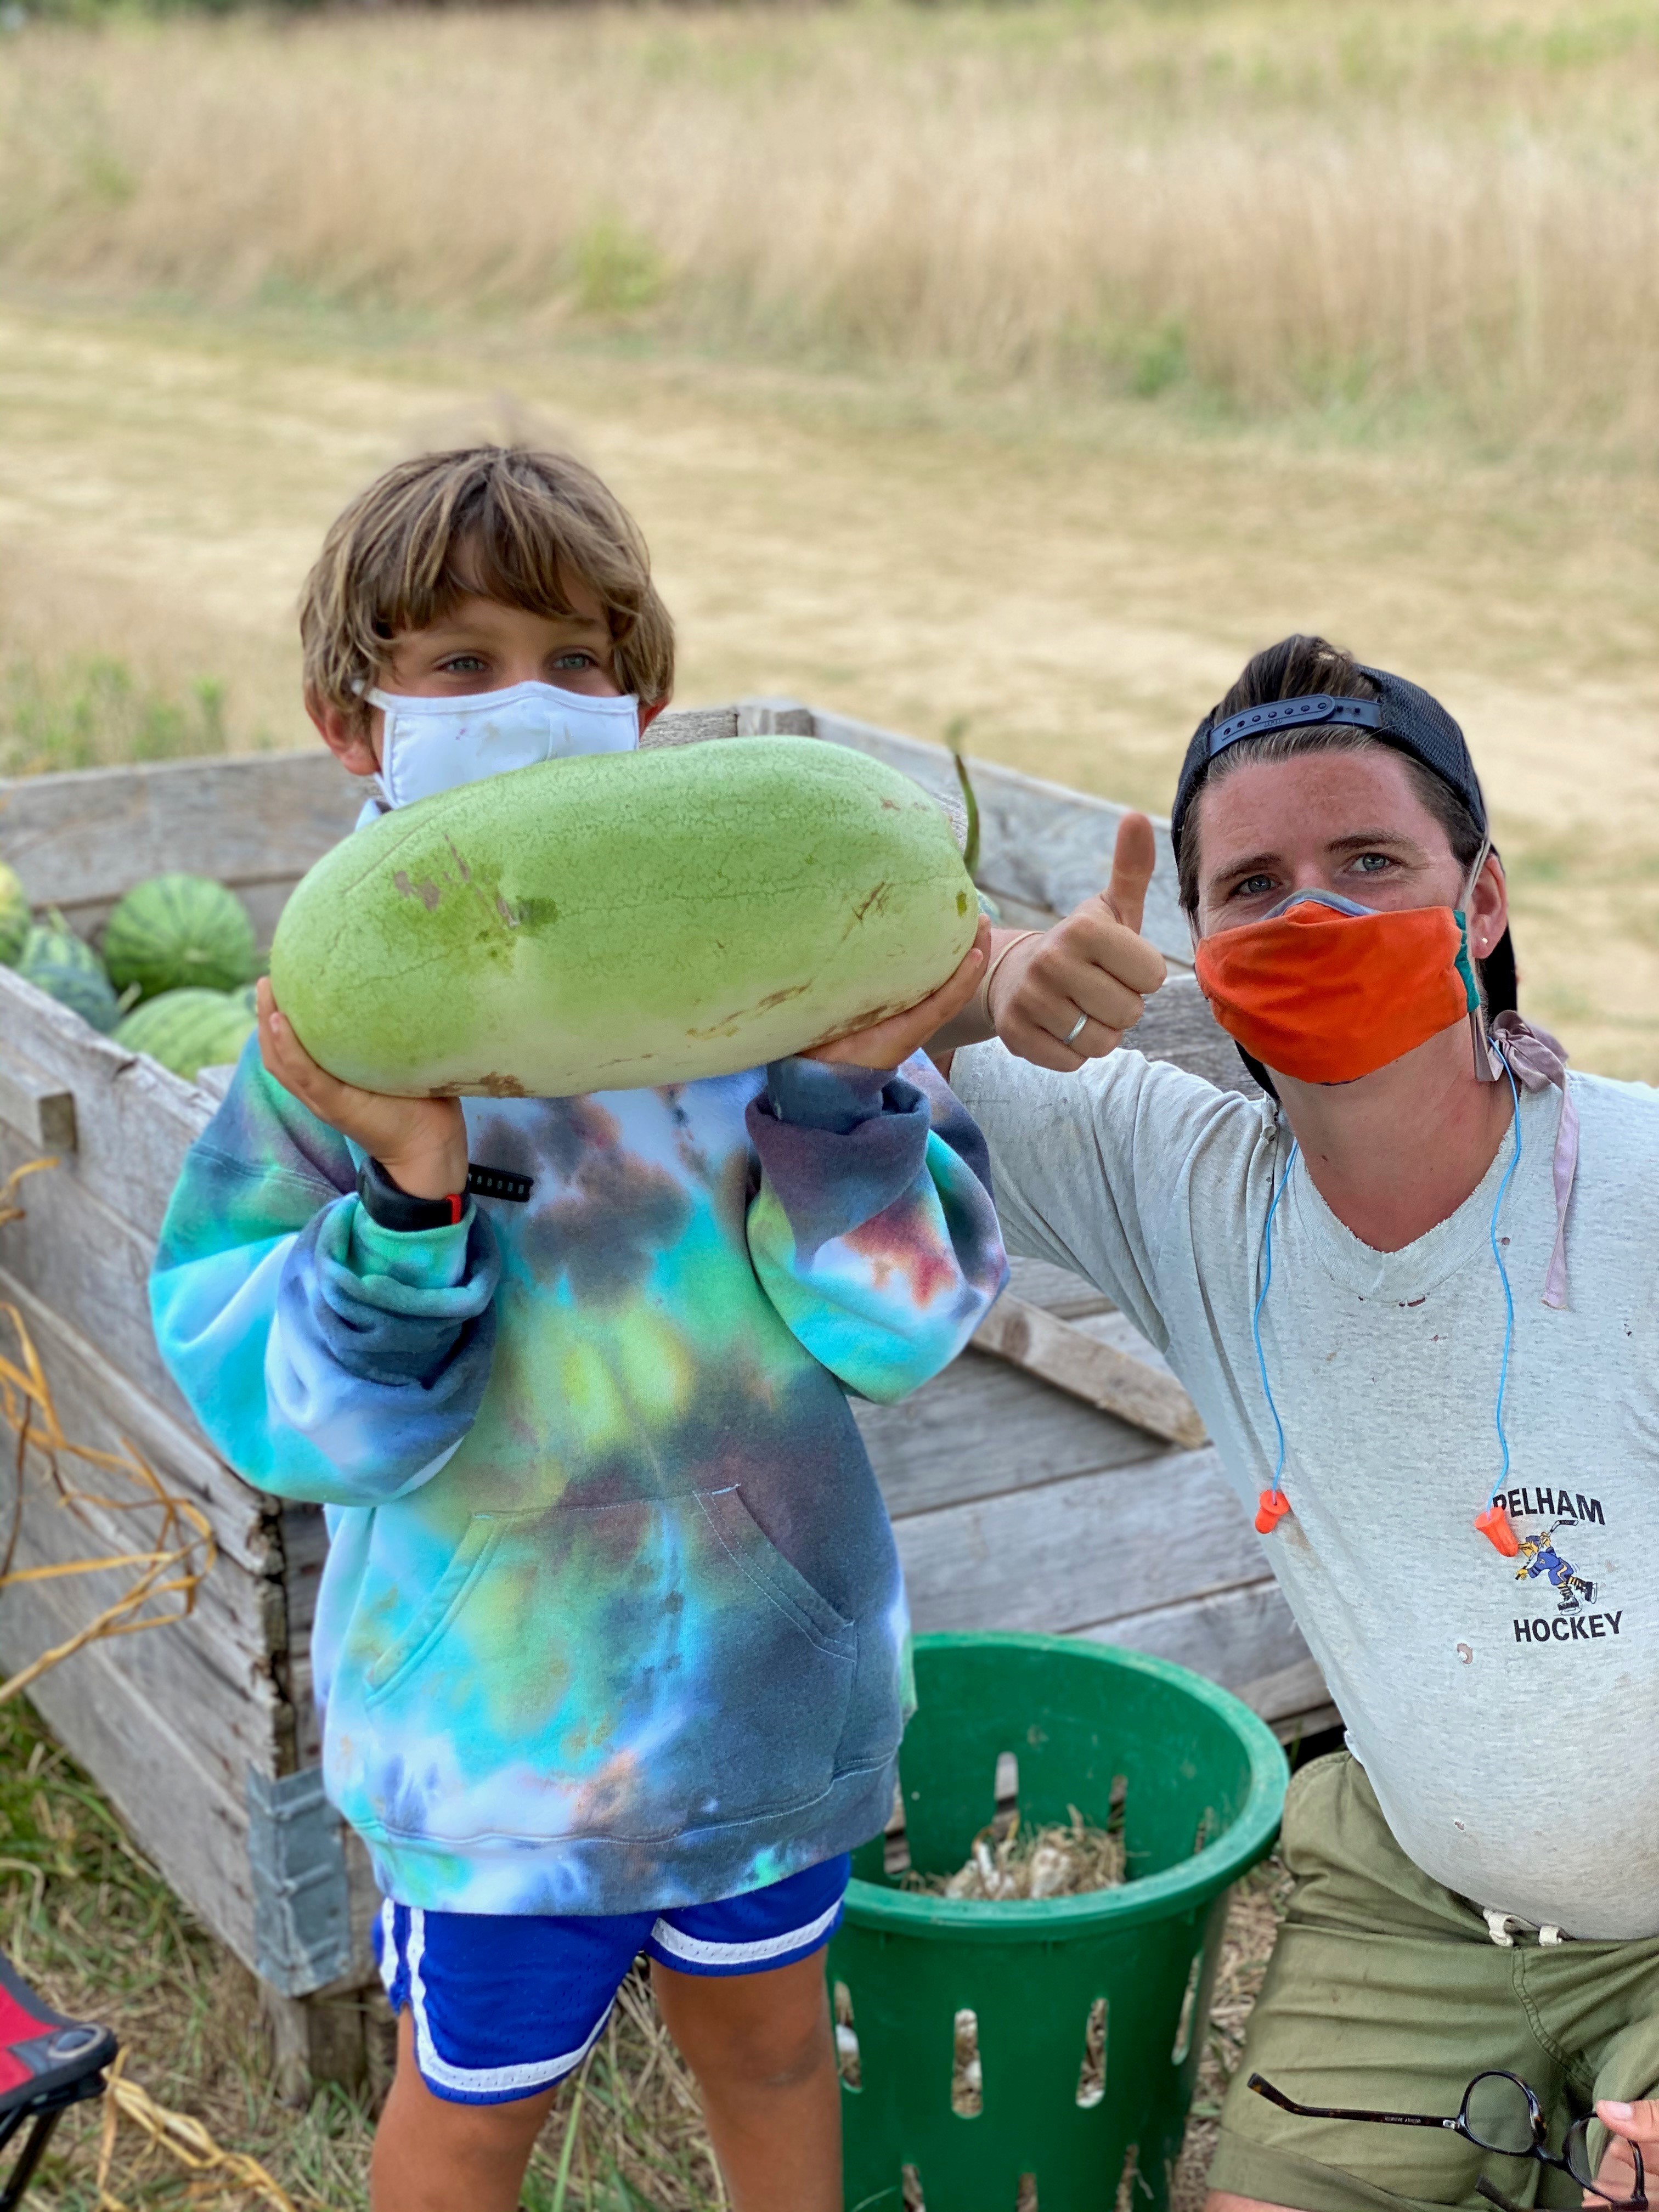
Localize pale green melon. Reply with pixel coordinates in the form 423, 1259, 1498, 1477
115, 988, 258, 1083
0, 864, 28, 968
104, 873, 258, 1000
269, 738, 976, 1097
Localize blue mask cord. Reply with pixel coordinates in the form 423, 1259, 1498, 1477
1252, 1135, 1299, 1505
1485, 1060, 1523, 1507
1255, 1059, 1521, 1521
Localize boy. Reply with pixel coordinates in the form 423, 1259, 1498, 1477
151, 445, 1006, 2211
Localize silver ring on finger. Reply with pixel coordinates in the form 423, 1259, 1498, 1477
1063, 1011, 1088, 1046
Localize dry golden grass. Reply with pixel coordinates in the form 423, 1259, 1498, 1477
0, 1687, 733, 2208
3, 2, 1659, 450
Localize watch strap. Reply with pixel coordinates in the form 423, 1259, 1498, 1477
357, 1157, 466, 1233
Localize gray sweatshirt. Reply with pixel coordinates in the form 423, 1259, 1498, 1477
952, 1040, 1659, 1940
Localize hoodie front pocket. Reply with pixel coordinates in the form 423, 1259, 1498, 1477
362, 1515, 505, 1704
354, 1487, 860, 1841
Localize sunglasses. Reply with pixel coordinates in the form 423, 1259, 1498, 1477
1249, 2070, 1648, 2212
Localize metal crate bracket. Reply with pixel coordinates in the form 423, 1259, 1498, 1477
246, 1768, 352, 1996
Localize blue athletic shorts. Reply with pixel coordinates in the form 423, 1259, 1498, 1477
373, 1854, 850, 2105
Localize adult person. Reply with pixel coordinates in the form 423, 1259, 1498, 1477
934, 636, 1658, 2212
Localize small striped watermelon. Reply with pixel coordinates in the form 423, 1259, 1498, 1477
104, 873, 258, 1001
115, 987, 258, 1083
0, 863, 27, 968
18, 915, 121, 1034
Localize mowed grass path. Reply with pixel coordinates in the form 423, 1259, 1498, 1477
2, 295, 1657, 1076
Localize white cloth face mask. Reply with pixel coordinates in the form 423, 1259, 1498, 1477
369, 681, 640, 810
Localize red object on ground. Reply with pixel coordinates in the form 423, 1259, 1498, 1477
1255, 1489, 1291, 1534
1474, 1502, 1520, 1556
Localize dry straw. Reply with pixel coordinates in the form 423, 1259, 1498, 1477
0, 1160, 216, 1708
94, 2051, 297, 2212
1, 2, 1657, 449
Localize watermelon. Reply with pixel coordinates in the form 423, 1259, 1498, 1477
115, 988, 258, 1083
269, 738, 977, 1097
0, 863, 28, 968
17, 915, 121, 1034
104, 873, 258, 1001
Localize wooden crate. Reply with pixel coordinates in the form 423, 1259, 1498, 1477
0, 703, 1331, 2087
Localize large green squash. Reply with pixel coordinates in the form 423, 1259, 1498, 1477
269, 738, 976, 1097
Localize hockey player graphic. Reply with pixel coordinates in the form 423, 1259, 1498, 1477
1515, 1523, 1597, 1612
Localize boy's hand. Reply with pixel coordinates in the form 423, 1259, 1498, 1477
806, 918, 990, 1073
256, 978, 470, 1202
987, 813, 1167, 1071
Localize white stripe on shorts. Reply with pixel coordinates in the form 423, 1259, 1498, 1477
404, 1906, 606, 2098
377, 1899, 398, 1995
648, 1894, 842, 1969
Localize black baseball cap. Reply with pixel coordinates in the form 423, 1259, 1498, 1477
1171, 662, 1516, 1018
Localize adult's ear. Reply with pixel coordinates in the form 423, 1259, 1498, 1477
1467, 848, 1508, 961
307, 693, 381, 779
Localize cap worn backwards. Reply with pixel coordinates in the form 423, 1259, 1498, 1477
1169, 665, 1489, 863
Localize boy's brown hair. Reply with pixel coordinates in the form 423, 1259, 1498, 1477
300, 445, 675, 725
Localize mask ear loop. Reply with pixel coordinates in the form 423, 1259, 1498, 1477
1252, 1134, 1300, 1534
1474, 1060, 1525, 1555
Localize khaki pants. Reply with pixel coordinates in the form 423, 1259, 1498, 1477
1209, 1752, 1659, 2212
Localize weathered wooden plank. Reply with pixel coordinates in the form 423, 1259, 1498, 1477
1003, 1255, 1111, 1318
0, 1050, 77, 1154
1129, 974, 1260, 1099
894, 1446, 1259, 1636
0, 1458, 280, 1792
808, 707, 1190, 963
0, 1571, 259, 1965
1237, 1660, 1336, 1735
1076, 1578, 1315, 1714
642, 707, 741, 749
973, 1294, 1206, 1448
0, 1128, 224, 1443
1, 709, 759, 956
0, 753, 363, 913
0, 1280, 283, 1696
854, 1348, 1167, 1520
279, 1505, 329, 1773
0, 967, 212, 1243
1064, 1308, 1182, 1380
0, 1265, 272, 1573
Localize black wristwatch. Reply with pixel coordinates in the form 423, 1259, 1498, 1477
357, 1156, 466, 1233
356, 1158, 535, 1231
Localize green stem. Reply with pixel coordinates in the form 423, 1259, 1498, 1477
550, 2074, 588, 2212
951, 749, 981, 879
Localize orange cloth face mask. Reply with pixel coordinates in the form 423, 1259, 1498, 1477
1194, 893, 1480, 1085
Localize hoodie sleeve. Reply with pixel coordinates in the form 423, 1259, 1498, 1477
743, 1050, 1007, 1404
149, 1039, 500, 1507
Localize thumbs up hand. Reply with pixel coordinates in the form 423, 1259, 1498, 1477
985, 813, 1167, 1071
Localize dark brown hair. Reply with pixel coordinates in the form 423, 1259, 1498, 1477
300, 445, 675, 726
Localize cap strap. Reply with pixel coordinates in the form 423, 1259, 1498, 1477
1205, 693, 1382, 759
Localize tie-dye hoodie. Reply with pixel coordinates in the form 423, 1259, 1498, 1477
151, 1044, 1005, 1915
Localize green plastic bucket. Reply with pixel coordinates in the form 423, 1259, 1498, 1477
830, 1633, 1289, 2212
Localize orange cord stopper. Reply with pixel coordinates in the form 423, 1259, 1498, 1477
1474, 1502, 1519, 1557
1255, 1489, 1291, 1534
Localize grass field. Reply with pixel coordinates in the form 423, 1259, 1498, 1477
0, 1, 1655, 2201
4, 4, 1659, 1080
